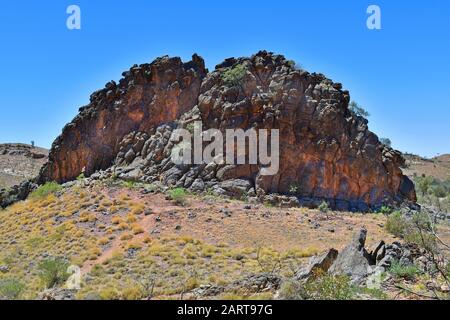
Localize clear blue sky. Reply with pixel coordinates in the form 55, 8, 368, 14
0, 1, 449, 158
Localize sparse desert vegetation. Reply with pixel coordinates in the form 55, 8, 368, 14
1, 178, 448, 300
1, 146, 450, 301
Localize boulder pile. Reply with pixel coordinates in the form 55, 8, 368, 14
295, 228, 430, 285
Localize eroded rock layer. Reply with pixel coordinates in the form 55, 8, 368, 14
39, 51, 416, 210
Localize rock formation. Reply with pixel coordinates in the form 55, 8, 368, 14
39, 54, 207, 183
38, 51, 416, 211
295, 228, 420, 285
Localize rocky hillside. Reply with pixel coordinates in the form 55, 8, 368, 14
0, 144, 48, 189
403, 153, 450, 181
38, 51, 415, 211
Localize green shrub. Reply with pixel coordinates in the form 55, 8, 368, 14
121, 180, 138, 189
76, 173, 85, 181
380, 138, 392, 148
385, 211, 408, 238
222, 64, 247, 88
385, 211, 438, 253
389, 261, 421, 281
287, 60, 303, 71
304, 274, 354, 300
169, 188, 188, 206
30, 182, 62, 199
287, 60, 296, 69
0, 278, 25, 300
38, 257, 70, 288
405, 212, 438, 252
278, 280, 307, 300
414, 175, 449, 198
431, 185, 447, 198
349, 101, 370, 119
318, 201, 329, 213
379, 205, 392, 215
288, 184, 299, 194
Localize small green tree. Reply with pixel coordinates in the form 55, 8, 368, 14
385, 211, 408, 238
222, 64, 247, 88
287, 60, 303, 71
38, 257, 70, 288
415, 176, 434, 197
380, 138, 392, 148
431, 185, 447, 198
379, 205, 392, 215
318, 201, 329, 213
349, 101, 370, 119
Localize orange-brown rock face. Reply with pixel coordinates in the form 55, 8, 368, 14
39, 51, 416, 211
39, 55, 207, 183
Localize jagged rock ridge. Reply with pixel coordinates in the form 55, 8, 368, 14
38, 51, 416, 211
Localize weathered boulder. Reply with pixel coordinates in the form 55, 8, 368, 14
296, 248, 338, 280
314, 230, 418, 283
328, 229, 372, 283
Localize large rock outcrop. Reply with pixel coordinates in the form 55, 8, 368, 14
38, 51, 416, 210
39, 54, 207, 183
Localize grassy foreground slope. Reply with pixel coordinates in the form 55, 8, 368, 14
1, 179, 448, 300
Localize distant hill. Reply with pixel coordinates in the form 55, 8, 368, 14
402, 153, 450, 181
0, 143, 48, 189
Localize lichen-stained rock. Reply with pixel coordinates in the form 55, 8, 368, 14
39, 54, 207, 183
38, 50, 416, 210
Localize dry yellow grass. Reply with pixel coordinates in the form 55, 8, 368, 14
3, 179, 441, 300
